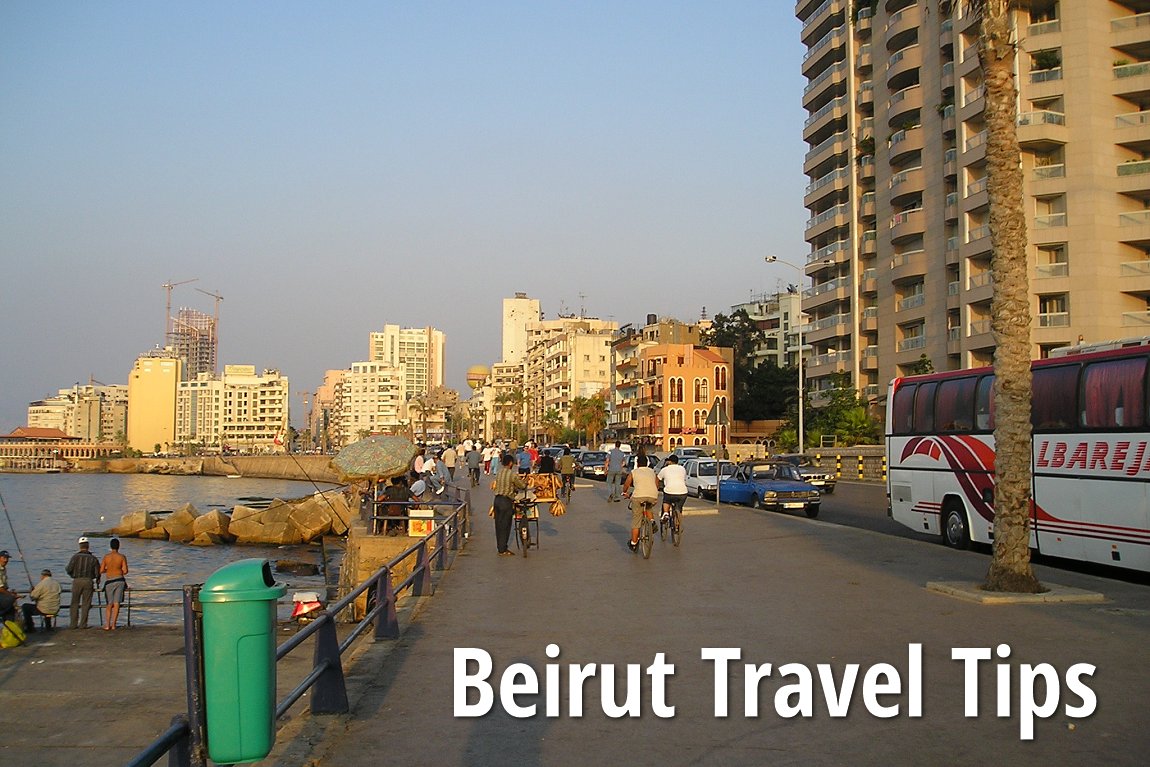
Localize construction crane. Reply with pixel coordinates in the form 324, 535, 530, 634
195, 288, 224, 375
162, 278, 198, 346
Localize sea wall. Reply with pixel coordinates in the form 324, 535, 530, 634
71, 454, 343, 484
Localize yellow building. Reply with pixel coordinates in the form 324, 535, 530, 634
631, 342, 733, 452
127, 350, 182, 453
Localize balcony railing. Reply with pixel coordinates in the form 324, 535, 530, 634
948, 281, 959, 296
1033, 163, 1065, 180
804, 96, 848, 129
1116, 110, 1150, 128
1121, 260, 1150, 277
897, 336, 926, 352
890, 166, 923, 189
1029, 19, 1061, 35
967, 224, 991, 241
968, 271, 993, 289
947, 236, 959, 252
1114, 62, 1150, 79
803, 25, 845, 63
1017, 110, 1065, 126
1030, 67, 1063, 83
806, 166, 850, 195
966, 177, 988, 196
1035, 213, 1067, 228
805, 276, 852, 298
897, 294, 926, 311
1123, 311, 1150, 326
1038, 312, 1070, 327
969, 319, 992, 336
1035, 262, 1069, 278
890, 208, 924, 228
806, 203, 849, 230
804, 60, 846, 97
1118, 159, 1150, 177
965, 130, 987, 151
1120, 210, 1150, 226
809, 239, 850, 263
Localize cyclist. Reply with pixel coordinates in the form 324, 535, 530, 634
621, 446, 659, 552
558, 446, 577, 498
657, 453, 689, 530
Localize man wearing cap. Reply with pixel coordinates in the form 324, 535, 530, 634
65, 537, 100, 629
0, 550, 17, 622
22, 568, 62, 633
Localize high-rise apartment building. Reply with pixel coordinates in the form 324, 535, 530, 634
27, 383, 128, 442
502, 293, 541, 364
169, 307, 217, 379
127, 350, 182, 452
332, 361, 405, 447
730, 290, 806, 370
523, 317, 618, 438
797, 0, 1149, 403
368, 325, 445, 401
175, 365, 290, 453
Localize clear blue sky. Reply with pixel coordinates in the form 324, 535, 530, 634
0, 1, 806, 430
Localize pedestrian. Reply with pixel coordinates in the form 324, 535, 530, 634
483, 444, 498, 475
465, 444, 483, 486
516, 445, 533, 476
99, 538, 129, 631
65, 537, 100, 629
491, 453, 527, 556
441, 444, 458, 480
605, 441, 628, 502
22, 568, 62, 633
0, 549, 18, 623
527, 442, 540, 469
382, 475, 410, 536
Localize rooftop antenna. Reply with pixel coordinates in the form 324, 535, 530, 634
162, 278, 198, 347
579, 292, 586, 318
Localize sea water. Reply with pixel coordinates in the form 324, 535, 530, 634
0, 472, 339, 624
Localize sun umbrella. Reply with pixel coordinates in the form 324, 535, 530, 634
330, 435, 418, 482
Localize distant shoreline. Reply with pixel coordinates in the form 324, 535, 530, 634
32, 454, 344, 485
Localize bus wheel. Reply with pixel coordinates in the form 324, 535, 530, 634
942, 500, 970, 550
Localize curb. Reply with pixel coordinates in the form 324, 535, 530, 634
926, 580, 1108, 604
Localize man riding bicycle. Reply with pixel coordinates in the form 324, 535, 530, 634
657, 453, 689, 531
558, 446, 576, 497
621, 446, 658, 552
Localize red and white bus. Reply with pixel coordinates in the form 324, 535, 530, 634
886, 339, 1150, 573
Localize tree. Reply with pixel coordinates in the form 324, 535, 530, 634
569, 395, 606, 447
975, 0, 1042, 593
740, 361, 797, 420
905, 354, 934, 376
540, 408, 563, 444
702, 309, 770, 420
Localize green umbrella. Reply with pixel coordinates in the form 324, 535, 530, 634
330, 435, 418, 482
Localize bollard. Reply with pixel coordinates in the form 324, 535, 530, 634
858, 455, 864, 480
199, 559, 286, 764
815, 452, 822, 467
835, 454, 842, 479
882, 456, 887, 482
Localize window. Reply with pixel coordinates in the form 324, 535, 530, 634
1080, 357, 1147, 428
892, 382, 917, 435
935, 377, 977, 432
715, 366, 728, 391
1031, 365, 1079, 429
695, 378, 709, 402
913, 382, 938, 432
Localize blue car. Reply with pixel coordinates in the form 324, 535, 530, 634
718, 461, 821, 518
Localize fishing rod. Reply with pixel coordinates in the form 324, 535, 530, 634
0, 484, 35, 589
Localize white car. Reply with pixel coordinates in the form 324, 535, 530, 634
683, 458, 737, 499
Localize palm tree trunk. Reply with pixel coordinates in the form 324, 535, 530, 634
978, 0, 1042, 593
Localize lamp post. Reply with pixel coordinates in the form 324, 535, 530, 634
765, 255, 832, 455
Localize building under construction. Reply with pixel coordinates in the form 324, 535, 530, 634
169, 307, 217, 380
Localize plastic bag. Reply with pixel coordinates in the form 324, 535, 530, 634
1, 619, 26, 648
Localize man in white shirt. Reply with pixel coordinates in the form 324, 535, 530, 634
657, 454, 690, 523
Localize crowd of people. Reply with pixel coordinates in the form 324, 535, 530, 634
0, 535, 130, 639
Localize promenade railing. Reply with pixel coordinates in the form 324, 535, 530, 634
126, 485, 472, 767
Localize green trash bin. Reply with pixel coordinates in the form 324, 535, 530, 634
200, 558, 287, 764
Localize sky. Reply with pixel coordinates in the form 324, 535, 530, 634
0, 1, 807, 431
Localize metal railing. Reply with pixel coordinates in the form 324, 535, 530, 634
126, 491, 472, 767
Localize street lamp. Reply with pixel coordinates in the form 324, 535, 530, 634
765, 255, 833, 455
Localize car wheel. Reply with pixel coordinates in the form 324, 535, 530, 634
823, 487, 835, 495
756, 494, 769, 511
942, 499, 970, 550
805, 503, 820, 519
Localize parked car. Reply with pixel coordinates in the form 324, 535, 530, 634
718, 461, 821, 517
576, 451, 608, 479
683, 458, 737, 499
540, 446, 566, 463
671, 446, 706, 462
622, 452, 660, 480
774, 453, 837, 494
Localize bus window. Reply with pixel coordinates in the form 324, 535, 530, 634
1080, 357, 1147, 428
1031, 365, 1079, 430
891, 382, 917, 435
975, 375, 995, 431
936, 377, 976, 432
914, 382, 938, 433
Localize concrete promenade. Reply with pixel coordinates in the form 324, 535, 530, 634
2, 477, 1149, 766
288, 479, 1150, 767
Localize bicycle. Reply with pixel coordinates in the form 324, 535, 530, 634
560, 472, 575, 501
513, 495, 539, 557
630, 498, 656, 559
660, 494, 685, 547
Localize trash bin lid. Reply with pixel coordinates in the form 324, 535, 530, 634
200, 558, 288, 603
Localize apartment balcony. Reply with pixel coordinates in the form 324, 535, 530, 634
856, 42, 872, 72
940, 18, 954, 50
1033, 213, 1068, 243
1120, 260, 1150, 293
884, 3, 921, 51
944, 191, 959, 221
804, 132, 849, 175
887, 44, 922, 89
943, 147, 958, 178
803, 24, 846, 78
1119, 210, 1150, 246
887, 84, 923, 127
889, 165, 924, 205
962, 176, 988, 212
1016, 110, 1067, 151
860, 229, 878, 256
888, 125, 924, 164
1118, 159, 1150, 199
1115, 110, 1150, 149
1029, 19, 1062, 39
860, 306, 878, 333
856, 4, 873, 35
962, 224, 992, 259
860, 266, 878, 295
803, 59, 848, 110
796, 0, 832, 23
807, 349, 854, 374
806, 313, 852, 345
857, 79, 874, 107
1031, 163, 1066, 196
859, 191, 876, 221
888, 247, 927, 282
896, 335, 926, 354
963, 129, 988, 164
966, 271, 994, 304
941, 61, 955, 92
804, 166, 850, 208
889, 208, 926, 244
808, 238, 850, 267
1123, 310, 1150, 329
861, 344, 879, 370
805, 202, 851, 240
1111, 12, 1150, 53
803, 95, 849, 142
947, 279, 960, 310
941, 103, 956, 136
858, 153, 875, 180
958, 84, 985, 122
967, 319, 994, 350
1037, 312, 1070, 329
803, 276, 853, 311
1114, 61, 1150, 102
946, 235, 960, 265
957, 43, 980, 78
800, 0, 841, 45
